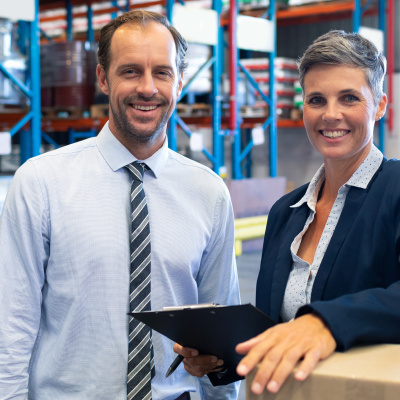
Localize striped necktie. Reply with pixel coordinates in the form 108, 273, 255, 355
126, 162, 155, 400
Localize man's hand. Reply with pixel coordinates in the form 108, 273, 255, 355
173, 343, 224, 377
235, 314, 336, 394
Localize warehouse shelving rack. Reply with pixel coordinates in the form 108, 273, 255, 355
0, 0, 392, 174
275, 0, 389, 154
227, 0, 390, 178
227, 0, 277, 179
0, 0, 41, 164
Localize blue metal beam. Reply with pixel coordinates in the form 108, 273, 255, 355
30, 0, 42, 157
0, 62, 32, 98
10, 112, 34, 137
180, 57, 216, 99
66, 0, 73, 40
268, 0, 277, 177
87, 3, 94, 42
238, 61, 271, 107
352, 0, 361, 32
175, 114, 216, 164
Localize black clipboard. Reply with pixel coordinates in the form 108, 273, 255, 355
129, 303, 276, 385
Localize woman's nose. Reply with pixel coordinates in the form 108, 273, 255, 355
322, 102, 342, 121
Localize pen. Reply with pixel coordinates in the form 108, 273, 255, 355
165, 354, 184, 378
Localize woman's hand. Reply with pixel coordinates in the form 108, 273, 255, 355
173, 343, 224, 377
236, 314, 337, 394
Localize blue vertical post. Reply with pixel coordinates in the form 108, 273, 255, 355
352, 0, 361, 32
377, 0, 386, 153
66, 0, 73, 40
212, 0, 222, 174
20, 130, 32, 164
111, 1, 118, 19
229, 0, 242, 179
30, 0, 41, 158
166, 0, 178, 150
17, 21, 29, 55
268, 0, 277, 177
87, 3, 94, 42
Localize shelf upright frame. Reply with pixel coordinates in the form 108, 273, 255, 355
353, 0, 386, 153
166, 0, 178, 152
29, 0, 42, 160
378, 0, 386, 154
230, 0, 277, 179
229, 0, 240, 179
165, 0, 225, 175
66, 0, 73, 40
1, 0, 41, 163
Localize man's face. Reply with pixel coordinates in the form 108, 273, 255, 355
97, 22, 183, 156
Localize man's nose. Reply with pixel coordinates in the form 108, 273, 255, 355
136, 72, 158, 97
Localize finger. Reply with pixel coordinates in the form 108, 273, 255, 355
264, 346, 305, 393
248, 345, 287, 394
236, 338, 275, 377
294, 348, 321, 381
173, 343, 198, 357
183, 355, 219, 366
182, 357, 221, 377
236, 336, 263, 355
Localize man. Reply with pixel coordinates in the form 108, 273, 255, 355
0, 10, 240, 400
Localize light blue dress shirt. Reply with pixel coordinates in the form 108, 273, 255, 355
281, 145, 383, 321
0, 122, 240, 400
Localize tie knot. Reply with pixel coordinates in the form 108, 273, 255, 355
126, 162, 148, 182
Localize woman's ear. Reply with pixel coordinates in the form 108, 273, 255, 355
375, 93, 387, 120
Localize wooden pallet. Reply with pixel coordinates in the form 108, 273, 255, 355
90, 104, 109, 118
41, 106, 90, 118
176, 103, 211, 117
240, 105, 269, 118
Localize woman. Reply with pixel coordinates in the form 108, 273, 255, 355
236, 30, 399, 395
175, 30, 399, 395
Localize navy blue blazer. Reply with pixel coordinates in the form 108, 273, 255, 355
256, 158, 400, 351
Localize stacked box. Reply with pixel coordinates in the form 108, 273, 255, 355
239, 57, 300, 119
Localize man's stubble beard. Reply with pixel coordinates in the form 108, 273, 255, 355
109, 96, 173, 145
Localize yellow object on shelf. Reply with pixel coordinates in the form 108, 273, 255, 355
234, 215, 268, 256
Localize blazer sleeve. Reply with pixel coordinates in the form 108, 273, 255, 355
297, 161, 400, 350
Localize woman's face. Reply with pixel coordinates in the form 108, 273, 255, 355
303, 64, 387, 165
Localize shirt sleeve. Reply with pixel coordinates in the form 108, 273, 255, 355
194, 182, 241, 399
0, 161, 49, 399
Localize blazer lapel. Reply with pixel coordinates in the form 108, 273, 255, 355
311, 186, 368, 301
269, 204, 309, 321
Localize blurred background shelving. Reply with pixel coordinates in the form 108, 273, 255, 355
0, 0, 395, 184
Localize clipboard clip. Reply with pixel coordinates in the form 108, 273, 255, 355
162, 303, 221, 311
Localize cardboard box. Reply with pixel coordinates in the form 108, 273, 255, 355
246, 344, 400, 400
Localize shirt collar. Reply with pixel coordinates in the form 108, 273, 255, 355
291, 144, 383, 208
96, 121, 168, 178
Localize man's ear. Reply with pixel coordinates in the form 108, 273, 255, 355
177, 71, 184, 98
96, 64, 109, 95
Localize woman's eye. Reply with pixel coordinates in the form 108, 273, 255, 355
157, 71, 170, 77
309, 97, 324, 104
344, 94, 359, 102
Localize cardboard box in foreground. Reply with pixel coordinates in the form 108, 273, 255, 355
246, 344, 400, 400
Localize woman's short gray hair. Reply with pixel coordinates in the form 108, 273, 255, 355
298, 30, 386, 105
